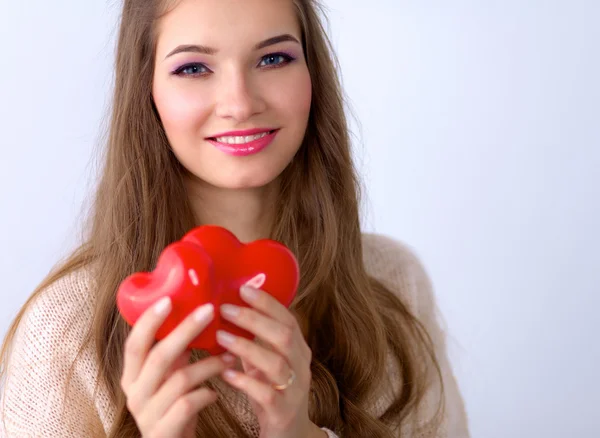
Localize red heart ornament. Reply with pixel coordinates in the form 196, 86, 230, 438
116, 225, 300, 354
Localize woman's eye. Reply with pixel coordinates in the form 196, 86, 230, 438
173, 54, 294, 77
258, 53, 294, 68
173, 63, 210, 77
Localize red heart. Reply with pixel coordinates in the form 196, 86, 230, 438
116, 225, 299, 354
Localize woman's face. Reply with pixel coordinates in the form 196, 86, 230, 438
152, 0, 312, 190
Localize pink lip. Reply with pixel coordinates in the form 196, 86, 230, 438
208, 128, 276, 138
207, 129, 279, 157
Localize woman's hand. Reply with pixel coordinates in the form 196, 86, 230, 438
217, 275, 326, 438
120, 298, 233, 438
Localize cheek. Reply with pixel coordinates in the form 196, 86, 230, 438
265, 68, 312, 122
287, 71, 312, 119
295, 74, 312, 117
152, 82, 211, 137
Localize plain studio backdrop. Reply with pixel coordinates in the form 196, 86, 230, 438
1, 1, 598, 437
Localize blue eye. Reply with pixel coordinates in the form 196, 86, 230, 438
258, 53, 294, 68
173, 63, 210, 77
172, 54, 295, 78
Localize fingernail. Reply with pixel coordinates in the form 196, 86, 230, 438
221, 304, 240, 318
221, 353, 236, 364
223, 369, 238, 380
154, 297, 172, 315
216, 330, 236, 346
240, 285, 259, 302
244, 273, 266, 289
194, 304, 214, 322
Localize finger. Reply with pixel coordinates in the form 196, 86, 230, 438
121, 297, 173, 389
159, 350, 192, 386
239, 285, 295, 326
170, 350, 193, 371
134, 303, 214, 399
240, 356, 254, 374
216, 330, 292, 386
246, 366, 264, 380
153, 388, 217, 437
239, 286, 311, 361
143, 354, 233, 422
243, 273, 266, 289
246, 364, 271, 388
220, 304, 305, 363
222, 368, 281, 413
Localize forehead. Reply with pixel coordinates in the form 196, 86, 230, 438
155, 0, 302, 55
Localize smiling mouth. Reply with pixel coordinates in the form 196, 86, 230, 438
206, 129, 279, 157
208, 130, 278, 145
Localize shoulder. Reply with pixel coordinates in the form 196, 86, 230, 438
1, 268, 109, 436
10, 268, 97, 364
22, 268, 96, 337
361, 233, 471, 437
361, 232, 428, 277
361, 232, 433, 317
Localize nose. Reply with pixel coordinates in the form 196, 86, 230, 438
214, 69, 266, 122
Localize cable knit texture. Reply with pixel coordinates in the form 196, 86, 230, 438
0, 234, 469, 437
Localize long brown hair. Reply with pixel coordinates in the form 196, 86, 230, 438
0, 0, 443, 436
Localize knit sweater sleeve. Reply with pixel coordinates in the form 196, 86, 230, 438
362, 234, 470, 438
0, 270, 111, 437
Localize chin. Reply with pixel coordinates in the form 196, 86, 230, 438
204, 167, 283, 191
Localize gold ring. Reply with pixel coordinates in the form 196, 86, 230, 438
272, 369, 296, 391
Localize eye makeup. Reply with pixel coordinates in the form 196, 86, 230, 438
169, 50, 300, 78
171, 62, 211, 77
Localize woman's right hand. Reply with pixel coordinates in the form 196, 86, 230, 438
120, 297, 233, 438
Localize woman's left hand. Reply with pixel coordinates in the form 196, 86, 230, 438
217, 275, 325, 438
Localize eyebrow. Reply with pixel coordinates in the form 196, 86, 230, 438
164, 34, 301, 59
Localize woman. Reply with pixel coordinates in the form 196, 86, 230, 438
0, 0, 469, 436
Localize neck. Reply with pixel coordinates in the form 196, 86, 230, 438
185, 175, 278, 243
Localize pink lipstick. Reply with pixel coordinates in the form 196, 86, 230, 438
206, 128, 279, 157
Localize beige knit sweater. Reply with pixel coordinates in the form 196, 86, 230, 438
0, 234, 469, 437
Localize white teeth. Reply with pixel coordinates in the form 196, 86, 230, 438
215, 132, 269, 144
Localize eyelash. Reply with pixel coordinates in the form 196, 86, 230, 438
171, 52, 296, 78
